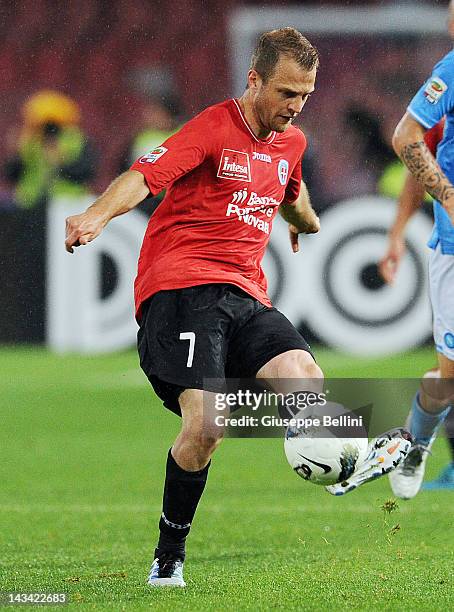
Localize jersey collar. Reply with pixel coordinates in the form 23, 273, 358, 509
233, 99, 276, 145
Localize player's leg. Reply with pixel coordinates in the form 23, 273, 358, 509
423, 409, 454, 489
256, 348, 323, 387
438, 409, 454, 485
390, 355, 454, 499
227, 307, 409, 495
137, 285, 232, 587
411, 356, 453, 444
149, 388, 223, 587
256, 347, 411, 496
172, 389, 223, 470
418, 368, 454, 490
447, 408, 454, 472
390, 246, 454, 499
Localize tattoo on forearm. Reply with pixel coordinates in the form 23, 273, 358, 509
400, 141, 454, 204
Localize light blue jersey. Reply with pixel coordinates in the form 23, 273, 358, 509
408, 49, 454, 254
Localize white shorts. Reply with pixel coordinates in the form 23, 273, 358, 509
429, 244, 454, 360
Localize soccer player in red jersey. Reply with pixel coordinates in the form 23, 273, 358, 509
65, 28, 410, 586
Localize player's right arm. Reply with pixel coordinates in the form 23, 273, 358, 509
380, 119, 444, 283
392, 52, 454, 224
392, 113, 454, 224
65, 108, 214, 253
65, 170, 149, 253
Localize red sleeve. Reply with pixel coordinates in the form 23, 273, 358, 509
424, 118, 444, 155
283, 130, 306, 202
130, 110, 213, 195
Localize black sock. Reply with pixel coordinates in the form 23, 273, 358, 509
155, 449, 210, 561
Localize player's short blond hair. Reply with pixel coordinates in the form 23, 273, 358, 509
250, 27, 319, 83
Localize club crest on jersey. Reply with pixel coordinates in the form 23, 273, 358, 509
139, 146, 168, 163
217, 149, 251, 182
424, 77, 448, 104
278, 159, 289, 185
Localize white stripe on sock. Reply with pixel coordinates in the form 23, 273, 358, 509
161, 512, 191, 530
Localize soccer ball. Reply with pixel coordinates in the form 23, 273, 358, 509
284, 405, 368, 486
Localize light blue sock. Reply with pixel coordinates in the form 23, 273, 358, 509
409, 393, 451, 446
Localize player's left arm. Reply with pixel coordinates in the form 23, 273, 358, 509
380, 119, 443, 284
379, 170, 426, 284
280, 179, 320, 253
393, 113, 454, 223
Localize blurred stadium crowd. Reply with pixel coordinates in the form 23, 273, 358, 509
0, 0, 450, 211
0, 0, 451, 349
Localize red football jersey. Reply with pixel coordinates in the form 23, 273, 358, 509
424, 118, 444, 154
131, 99, 306, 318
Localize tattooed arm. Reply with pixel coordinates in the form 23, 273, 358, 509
392, 112, 454, 223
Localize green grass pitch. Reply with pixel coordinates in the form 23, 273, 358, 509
1, 346, 453, 610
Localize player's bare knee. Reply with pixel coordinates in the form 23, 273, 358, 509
181, 421, 224, 453
420, 364, 454, 411
277, 350, 323, 380
197, 428, 224, 453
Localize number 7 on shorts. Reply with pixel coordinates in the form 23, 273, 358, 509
179, 332, 196, 367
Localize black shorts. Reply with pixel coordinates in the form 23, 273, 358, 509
137, 283, 313, 415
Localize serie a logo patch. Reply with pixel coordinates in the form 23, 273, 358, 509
217, 149, 251, 182
139, 146, 168, 163
424, 77, 448, 104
